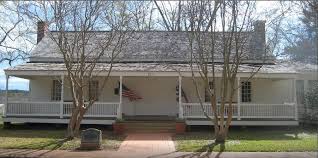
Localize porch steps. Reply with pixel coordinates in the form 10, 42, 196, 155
122, 121, 176, 133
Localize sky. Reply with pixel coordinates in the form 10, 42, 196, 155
0, 1, 303, 91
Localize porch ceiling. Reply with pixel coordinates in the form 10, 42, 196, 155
4, 62, 307, 78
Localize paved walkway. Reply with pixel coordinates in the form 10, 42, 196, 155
118, 133, 175, 157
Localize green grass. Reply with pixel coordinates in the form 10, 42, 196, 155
174, 127, 318, 152
0, 122, 125, 150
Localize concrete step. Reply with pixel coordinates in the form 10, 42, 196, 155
126, 129, 175, 133
122, 121, 176, 133
124, 116, 176, 121
125, 126, 175, 130
124, 123, 176, 127
123, 120, 176, 123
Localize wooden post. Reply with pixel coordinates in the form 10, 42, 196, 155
118, 76, 123, 119
4, 75, 9, 117
293, 78, 298, 120
179, 75, 183, 119
60, 75, 64, 119
237, 77, 241, 120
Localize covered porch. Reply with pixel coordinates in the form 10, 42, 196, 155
3, 68, 299, 126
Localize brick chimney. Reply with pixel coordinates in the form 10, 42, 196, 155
37, 21, 48, 44
252, 20, 266, 59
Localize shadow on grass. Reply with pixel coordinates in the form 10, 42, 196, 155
16, 138, 70, 150
0, 138, 71, 157
176, 126, 318, 141
0, 123, 113, 139
149, 141, 225, 158
182, 141, 225, 158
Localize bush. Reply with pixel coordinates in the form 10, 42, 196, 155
304, 82, 318, 121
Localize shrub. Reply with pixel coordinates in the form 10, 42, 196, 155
304, 82, 318, 121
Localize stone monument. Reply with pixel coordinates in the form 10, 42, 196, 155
80, 128, 102, 150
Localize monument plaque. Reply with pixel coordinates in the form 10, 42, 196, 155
80, 128, 102, 150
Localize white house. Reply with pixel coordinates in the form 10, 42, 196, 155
2, 21, 317, 126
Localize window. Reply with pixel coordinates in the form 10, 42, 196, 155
52, 80, 62, 101
205, 81, 214, 102
241, 81, 251, 102
296, 80, 304, 104
89, 80, 99, 101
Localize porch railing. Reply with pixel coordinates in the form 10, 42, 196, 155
6, 101, 60, 116
182, 103, 297, 120
6, 101, 119, 118
182, 103, 238, 118
63, 102, 119, 117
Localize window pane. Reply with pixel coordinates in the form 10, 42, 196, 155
205, 81, 214, 102
241, 81, 251, 102
52, 80, 61, 101
89, 81, 99, 101
296, 80, 304, 104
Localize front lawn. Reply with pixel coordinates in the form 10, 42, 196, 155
0, 123, 125, 150
174, 127, 318, 152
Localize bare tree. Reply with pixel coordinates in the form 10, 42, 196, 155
0, 1, 33, 65
155, 0, 268, 142
19, 0, 138, 138
282, 0, 318, 63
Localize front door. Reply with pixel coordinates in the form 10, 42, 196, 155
122, 77, 177, 116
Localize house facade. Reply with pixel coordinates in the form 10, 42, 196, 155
2, 21, 317, 126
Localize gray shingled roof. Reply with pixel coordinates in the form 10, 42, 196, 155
30, 31, 269, 63
7, 61, 316, 74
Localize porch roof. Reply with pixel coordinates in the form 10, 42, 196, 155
6, 61, 315, 77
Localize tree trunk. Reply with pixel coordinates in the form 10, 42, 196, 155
67, 116, 76, 138
74, 110, 85, 136
215, 129, 227, 143
67, 108, 80, 139
210, 95, 220, 133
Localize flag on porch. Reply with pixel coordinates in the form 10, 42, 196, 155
176, 85, 189, 103
116, 82, 142, 101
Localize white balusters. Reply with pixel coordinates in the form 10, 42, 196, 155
6, 102, 60, 116
182, 103, 295, 119
6, 101, 119, 118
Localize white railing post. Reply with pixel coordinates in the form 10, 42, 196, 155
293, 78, 298, 120
4, 75, 9, 117
178, 75, 183, 119
237, 77, 241, 120
118, 76, 123, 119
60, 75, 64, 118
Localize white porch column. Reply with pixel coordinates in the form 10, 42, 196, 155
118, 76, 123, 119
237, 77, 241, 120
60, 75, 64, 118
4, 75, 9, 117
293, 78, 298, 120
178, 75, 183, 119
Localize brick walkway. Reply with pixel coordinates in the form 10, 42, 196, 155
118, 133, 175, 157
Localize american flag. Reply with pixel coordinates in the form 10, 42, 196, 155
119, 82, 142, 101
